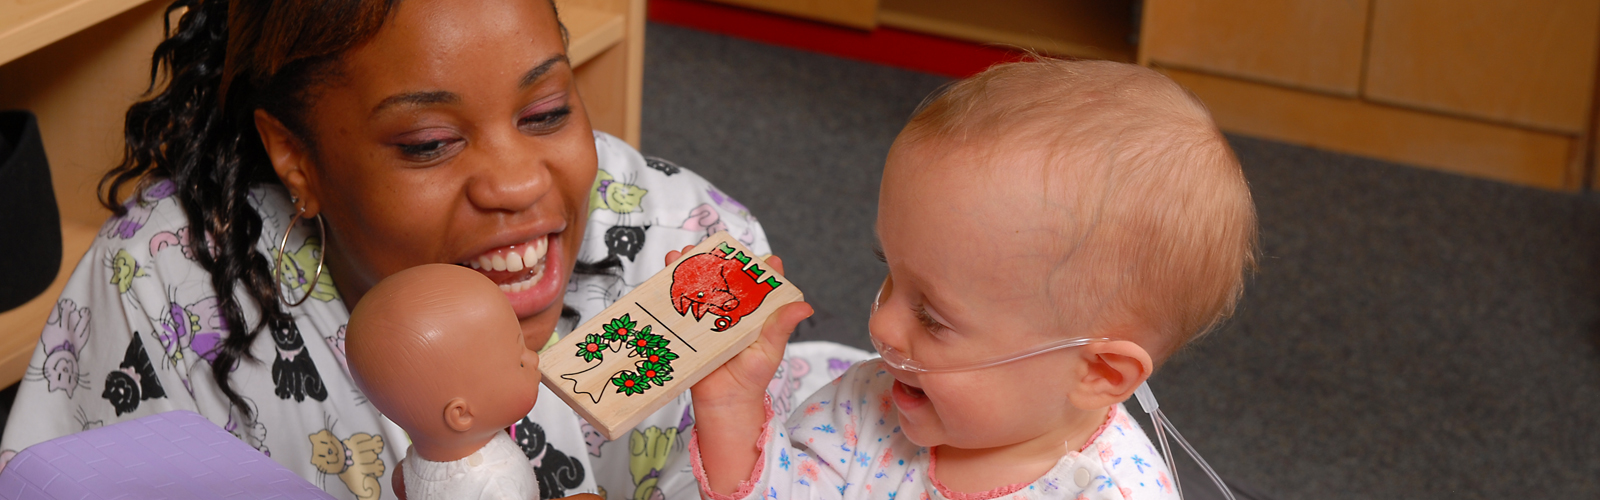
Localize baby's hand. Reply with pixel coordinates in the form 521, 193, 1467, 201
665, 245, 811, 494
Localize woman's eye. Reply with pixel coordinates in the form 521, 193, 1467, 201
396, 138, 459, 161
519, 106, 571, 132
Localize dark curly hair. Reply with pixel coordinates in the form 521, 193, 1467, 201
98, 0, 577, 418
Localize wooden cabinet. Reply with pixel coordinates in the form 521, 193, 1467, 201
1364, 0, 1600, 134
1141, 0, 1600, 190
1140, 0, 1370, 96
707, 0, 878, 29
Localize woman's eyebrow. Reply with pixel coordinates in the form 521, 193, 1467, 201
518, 55, 570, 88
370, 91, 458, 118
368, 55, 569, 118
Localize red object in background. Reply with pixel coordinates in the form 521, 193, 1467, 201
647, 0, 1026, 78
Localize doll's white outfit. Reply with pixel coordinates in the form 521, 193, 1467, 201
689, 360, 1182, 500
402, 432, 539, 500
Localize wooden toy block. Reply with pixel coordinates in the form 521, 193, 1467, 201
539, 231, 803, 440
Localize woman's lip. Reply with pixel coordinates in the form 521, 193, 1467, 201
892, 379, 930, 411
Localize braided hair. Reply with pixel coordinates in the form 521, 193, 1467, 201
98, 0, 583, 418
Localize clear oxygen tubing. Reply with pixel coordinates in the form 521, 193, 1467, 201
870, 336, 1237, 499
1135, 382, 1235, 500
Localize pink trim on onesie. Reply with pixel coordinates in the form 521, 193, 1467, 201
927, 406, 1116, 500
690, 395, 777, 500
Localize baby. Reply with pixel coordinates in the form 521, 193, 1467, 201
689, 59, 1258, 500
346, 264, 544, 499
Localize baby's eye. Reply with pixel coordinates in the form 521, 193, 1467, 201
913, 305, 946, 334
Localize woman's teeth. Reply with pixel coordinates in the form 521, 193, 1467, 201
499, 261, 545, 293
465, 237, 549, 272
460, 236, 550, 293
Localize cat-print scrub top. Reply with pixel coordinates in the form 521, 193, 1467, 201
0, 131, 872, 500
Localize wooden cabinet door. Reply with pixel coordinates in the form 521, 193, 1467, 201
1139, 0, 1371, 96
705, 0, 880, 29
1364, 0, 1600, 134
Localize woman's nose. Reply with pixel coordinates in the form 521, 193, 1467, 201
465, 138, 554, 213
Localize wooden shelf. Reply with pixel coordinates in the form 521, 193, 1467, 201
0, 0, 154, 66
561, 3, 628, 66
877, 0, 1136, 62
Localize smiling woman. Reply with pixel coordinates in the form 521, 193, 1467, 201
0, 0, 867, 499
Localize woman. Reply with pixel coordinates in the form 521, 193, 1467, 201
0, 0, 868, 499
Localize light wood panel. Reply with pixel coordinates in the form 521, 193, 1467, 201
1364, 0, 1600, 135
561, 0, 645, 147
878, 0, 1134, 62
705, 0, 878, 30
1163, 67, 1577, 189
562, 3, 628, 67
0, 0, 168, 229
0, 0, 153, 66
1140, 0, 1371, 97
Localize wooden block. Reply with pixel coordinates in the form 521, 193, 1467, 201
539, 231, 803, 440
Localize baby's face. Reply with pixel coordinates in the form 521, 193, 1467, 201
873, 139, 1093, 450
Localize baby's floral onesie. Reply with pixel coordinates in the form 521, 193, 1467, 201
689, 359, 1181, 500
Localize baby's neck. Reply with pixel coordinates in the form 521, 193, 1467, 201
931, 405, 1112, 494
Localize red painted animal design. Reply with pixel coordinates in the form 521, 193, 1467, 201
670, 243, 783, 331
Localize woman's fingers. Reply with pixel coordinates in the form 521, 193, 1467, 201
764, 254, 785, 275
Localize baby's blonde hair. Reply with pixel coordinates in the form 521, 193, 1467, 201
898, 58, 1257, 361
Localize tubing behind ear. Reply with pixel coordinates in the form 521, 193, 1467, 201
1134, 382, 1237, 500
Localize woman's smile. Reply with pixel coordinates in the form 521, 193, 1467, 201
459, 230, 568, 319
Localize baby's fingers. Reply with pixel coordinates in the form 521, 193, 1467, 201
663, 244, 696, 266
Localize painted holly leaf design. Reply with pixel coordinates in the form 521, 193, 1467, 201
575, 334, 609, 362
601, 315, 637, 341
627, 327, 668, 351
638, 361, 674, 385
611, 371, 649, 395
639, 347, 678, 365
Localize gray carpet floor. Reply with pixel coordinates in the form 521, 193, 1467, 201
640, 21, 1600, 500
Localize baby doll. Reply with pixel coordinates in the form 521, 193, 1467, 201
688, 59, 1258, 500
346, 264, 544, 500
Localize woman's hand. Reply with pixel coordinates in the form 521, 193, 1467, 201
667, 245, 811, 495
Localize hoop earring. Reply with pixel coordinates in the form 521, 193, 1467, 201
273, 213, 326, 308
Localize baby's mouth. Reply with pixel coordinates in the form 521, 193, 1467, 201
460, 235, 549, 293
891, 378, 931, 410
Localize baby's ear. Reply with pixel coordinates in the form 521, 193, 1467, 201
1068, 340, 1153, 410
443, 397, 475, 432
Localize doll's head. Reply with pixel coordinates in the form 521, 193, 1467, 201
870, 59, 1257, 450
346, 264, 543, 462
